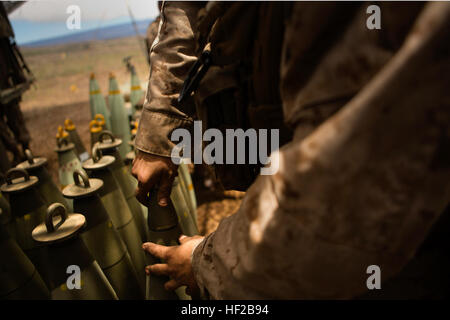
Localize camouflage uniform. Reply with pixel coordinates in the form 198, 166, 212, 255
135, 2, 450, 298
0, 2, 32, 172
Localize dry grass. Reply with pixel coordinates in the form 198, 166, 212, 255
20, 37, 149, 111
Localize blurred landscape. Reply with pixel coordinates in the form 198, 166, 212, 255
21, 36, 149, 111
21, 36, 148, 183
24, 19, 152, 47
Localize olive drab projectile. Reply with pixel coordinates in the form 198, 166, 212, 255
170, 177, 199, 237
64, 119, 89, 162
0, 139, 11, 174
32, 203, 118, 300
108, 73, 131, 159
145, 187, 190, 300
0, 220, 50, 300
89, 73, 112, 130
63, 170, 143, 299
177, 162, 198, 229
0, 168, 49, 286
54, 135, 84, 190
17, 149, 70, 210
0, 190, 14, 238
95, 130, 148, 242
129, 70, 144, 116
82, 146, 146, 293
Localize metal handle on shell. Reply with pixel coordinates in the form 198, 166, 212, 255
73, 170, 90, 188
91, 144, 102, 163
98, 130, 115, 143
56, 137, 69, 148
46, 203, 68, 233
25, 149, 35, 164
6, 168, 30, 185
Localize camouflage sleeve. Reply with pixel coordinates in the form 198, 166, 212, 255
191, 2, 450, 299
135, 1, 202, 157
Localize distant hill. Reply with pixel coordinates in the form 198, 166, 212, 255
23, 19, 152, 47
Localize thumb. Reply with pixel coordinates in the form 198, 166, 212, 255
179, 235, 189, 244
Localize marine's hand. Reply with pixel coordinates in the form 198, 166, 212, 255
143, 235, 205, 296
131, 150, 177, 207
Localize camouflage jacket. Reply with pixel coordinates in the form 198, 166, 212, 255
136, 1, 450, 298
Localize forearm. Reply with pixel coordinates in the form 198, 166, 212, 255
191, 2, 450, 299
135, 1, 202, 157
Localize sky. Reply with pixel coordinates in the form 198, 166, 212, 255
8, 0, 160, 44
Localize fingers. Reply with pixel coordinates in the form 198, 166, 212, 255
145, 263, 170, 276
135, 183, 149, 206
135, 169, 161, 206
164, 279, 180, 291
157, 169, 175, 207
142, 242, 170, 260
131, 152, 144, 179
179, 235, 189, 244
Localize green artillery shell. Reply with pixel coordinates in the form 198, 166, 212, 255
96, 131, 148, 241
32, 203, 118, 300
65, 119, 89, 162
89, 73, 112, 130
55, 138, 84, 190
0, 216, 50, 300
145, 187, 191, 300
178, 162, 198, 223
17, 150, 70, 210
83, 151, 146, 293
0, 191, 15, 239
1, 168, 49, 286
63, 170, 143, 299
108, 74, 131, 159
171, 177, 199, 236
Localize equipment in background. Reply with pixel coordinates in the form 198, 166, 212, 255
64, 119, 89, 162
123, 56, 144, 116
89, 73, 111, 130
32, 203, 118, 300
63, 170, 143, 299
108, 73, 131, 159
17, 149, 70, 210
83, 146, 146, 293
0, 217, 50, 300
95, 130, 148, 242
